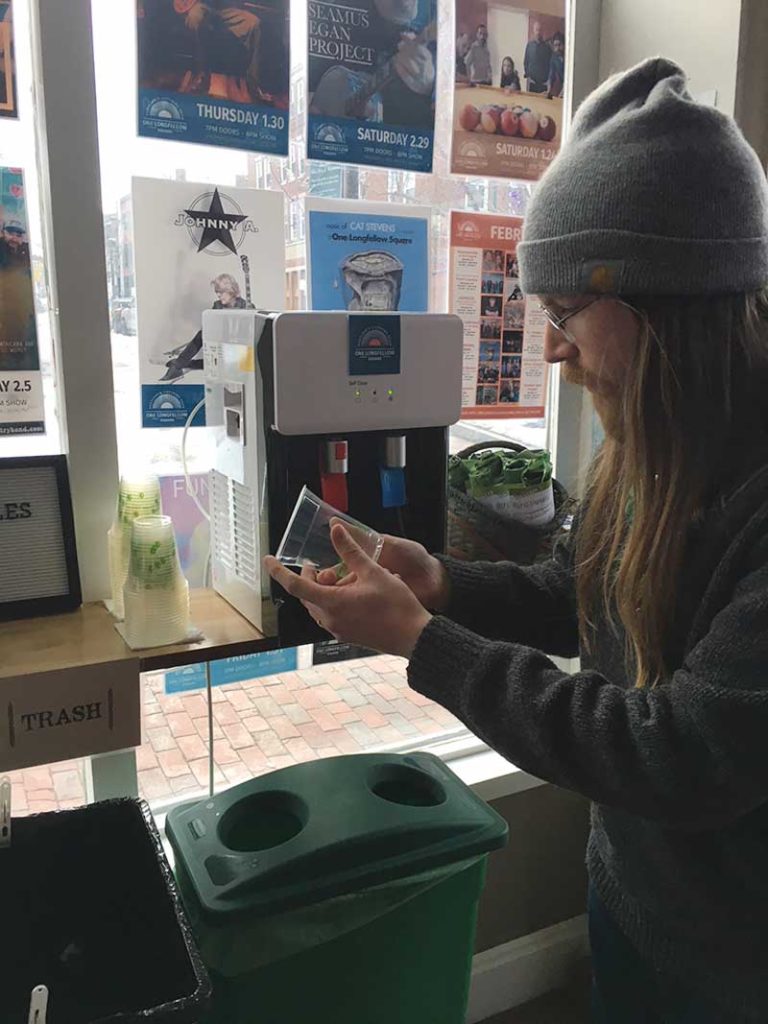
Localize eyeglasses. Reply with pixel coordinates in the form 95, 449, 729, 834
538, 295, 641, 344
538, 296, 602, 341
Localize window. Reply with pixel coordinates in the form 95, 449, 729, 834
0, 0, 565, 815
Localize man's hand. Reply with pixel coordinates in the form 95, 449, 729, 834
264, 524, 433, 659
393, 36, 435, 95
184, 1, 207, 31
316, 523, 450, 611
220, 7, 260, 36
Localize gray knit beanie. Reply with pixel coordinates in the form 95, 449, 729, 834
518, 57, 768, 296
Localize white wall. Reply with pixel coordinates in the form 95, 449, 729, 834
599, 0, 742, 114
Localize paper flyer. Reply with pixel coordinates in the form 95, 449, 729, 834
133, 176, 284, 428
452, 2, 565, 180
165, 648, 298, 693
449, 210, 547, 419
0, 169, 44, 436
0, 1, 17, 120
307, 0, 437, 172
306, 198, 430, 312
137, 0, 290, 155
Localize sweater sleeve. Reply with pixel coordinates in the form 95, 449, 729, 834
408, 558, 768, 830
435, 529, 578, 657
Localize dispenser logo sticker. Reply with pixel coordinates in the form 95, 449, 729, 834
348, 316, 401, 376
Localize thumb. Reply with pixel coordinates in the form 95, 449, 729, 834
330, 522, 375, 576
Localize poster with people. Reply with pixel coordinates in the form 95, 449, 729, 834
449, 210, 547, 419
306, 198, 430, 312
307, 0, 437, 173
133, 176, 284, 428
0, 169, 44, 436
452, 1, 565, 180
137, 0, 290, 155
0, 2, 17, 119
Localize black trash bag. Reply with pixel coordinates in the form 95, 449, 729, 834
1, 798, 210, 1023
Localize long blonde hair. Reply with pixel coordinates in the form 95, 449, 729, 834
575, 290, 768, 687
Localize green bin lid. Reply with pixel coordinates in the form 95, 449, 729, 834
166, 752, 508, 922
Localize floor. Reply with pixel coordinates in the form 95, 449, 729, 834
9, 654, 461, 813
484, 967, 591, 1023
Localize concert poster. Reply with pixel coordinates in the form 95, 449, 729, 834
307, 0, 437, 173
306, 198, 430, 312
133, 176, 284, 428
0, 169, 44, 436
452, 1, 565, 180
137, 0, 290, 155
449, 210, 547, 419
0, 1, 17, 120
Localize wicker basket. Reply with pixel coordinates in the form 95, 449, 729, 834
448, 440, 573, 564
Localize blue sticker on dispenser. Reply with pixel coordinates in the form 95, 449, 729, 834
348, 316, 401, 377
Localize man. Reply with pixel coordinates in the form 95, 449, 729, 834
547, 32, 565, 98
267, 59, 768, 1022
524, 21, 551, 93
464, 24, 492, 86
455, 28, 471, 79
161, 272, 251, 381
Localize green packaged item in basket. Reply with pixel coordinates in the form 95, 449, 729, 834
449, 448, 555, 525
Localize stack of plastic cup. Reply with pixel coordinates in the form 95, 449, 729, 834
108, 475, 162, 619
123, 515, 190, 648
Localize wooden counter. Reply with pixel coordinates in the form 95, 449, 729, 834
0, 589, 275, 678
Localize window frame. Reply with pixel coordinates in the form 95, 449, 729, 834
16, 0, 602, 809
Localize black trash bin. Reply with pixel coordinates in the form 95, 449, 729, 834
1, 798, 211, 1023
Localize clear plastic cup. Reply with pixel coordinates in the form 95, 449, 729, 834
275, 486, 383, 572
122, 516, 190, 647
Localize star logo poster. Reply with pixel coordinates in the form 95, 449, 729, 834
307, 0, 437, 172
133, 177, 284, 428
451, 1, 565, 180
137, 0, 290, 155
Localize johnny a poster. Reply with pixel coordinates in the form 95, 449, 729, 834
0, 169, 43, 436
0, 2, 17, 120
450, 211, 547, 419
306, 198, 430, 312
452, 2, 565, 180
137, 0, 290, 155
133, 176, 284, 428
307, 0, 437, 173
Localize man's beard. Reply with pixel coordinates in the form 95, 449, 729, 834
561, 362, 625, 440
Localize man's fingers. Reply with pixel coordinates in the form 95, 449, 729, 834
330, 523, 374, 575
264, 556, 332, 605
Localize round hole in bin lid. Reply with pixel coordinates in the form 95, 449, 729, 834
369, 764, 447, 807
218, 791, 308, 852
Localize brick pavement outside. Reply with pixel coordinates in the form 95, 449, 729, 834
9, 655, 461, 814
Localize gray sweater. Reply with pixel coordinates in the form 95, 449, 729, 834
409, 462, 768, 1022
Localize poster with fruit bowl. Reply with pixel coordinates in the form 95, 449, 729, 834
452, 2, 565, 181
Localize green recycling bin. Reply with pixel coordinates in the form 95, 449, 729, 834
166, 751, 508, 1024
